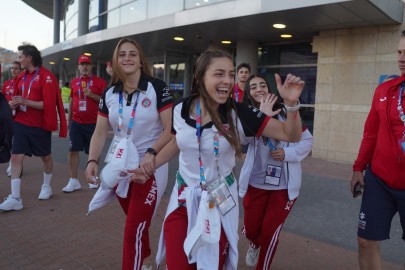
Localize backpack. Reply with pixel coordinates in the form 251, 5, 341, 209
0, 93, 13, 163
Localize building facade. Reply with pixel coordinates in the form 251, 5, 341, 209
22, 0, 404, 163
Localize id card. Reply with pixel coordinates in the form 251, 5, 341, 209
79, 100, 87, 111
265, 164, 282, 186
399, 137, 405, 155
19, 105, 27, 112
207, 177, 236, 216
104, 136, 121, 163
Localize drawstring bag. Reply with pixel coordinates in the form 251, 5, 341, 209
99, 137, 139, 189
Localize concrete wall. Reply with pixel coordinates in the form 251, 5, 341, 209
312, 25, 402, 163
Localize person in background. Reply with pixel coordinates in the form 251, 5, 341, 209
232, 62, 251, 103
130, 50, 304, 269
62, 54, 107, 193
350, 30, 405, 270
0, 42, 67, 211
239, 74, 313, 269
85, 38, 173, 270
61, 82, 71, 113
1, 61, 22, 177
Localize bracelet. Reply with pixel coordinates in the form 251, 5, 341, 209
284, 100, 301, 112
86, 159, 98, 167
145, 147, 157, 156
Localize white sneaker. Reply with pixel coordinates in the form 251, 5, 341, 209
38, 185, 53, 200
62, 179, 81, 193
88, 183, 99, 189
246, 244, 260, 267
6, 163, 11, 177
141, 263, 152, 270
0, 195, 23, 211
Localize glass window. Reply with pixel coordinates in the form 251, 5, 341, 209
148, 0, 183, 18
107, 9, 120, 28
89, 18, 99, 32
108, 0, 121, 10
89, 0, 100, 20
119, 1, 147, 25
65, 0, 79, 39
185, 0, 231, 9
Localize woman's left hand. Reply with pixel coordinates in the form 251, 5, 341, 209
140, 153, 156, 177
128, 168, 149, 184
275, 73, 305, 106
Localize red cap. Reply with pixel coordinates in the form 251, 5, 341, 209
78, 54, 92, 64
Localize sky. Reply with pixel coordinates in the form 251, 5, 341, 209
0, 0, 54, 51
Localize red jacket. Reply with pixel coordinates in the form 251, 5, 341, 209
15, 67, 67, 138
353, 75, 405, 189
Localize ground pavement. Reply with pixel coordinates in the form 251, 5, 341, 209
0, 134, 403, 270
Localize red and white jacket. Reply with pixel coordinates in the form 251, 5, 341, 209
353, 75, 405, 189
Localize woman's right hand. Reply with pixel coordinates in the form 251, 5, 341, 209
85, 163, 99, 185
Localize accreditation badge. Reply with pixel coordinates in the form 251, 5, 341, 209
206, 176, 236, 216
104, 136, 122, 163
265, 163, 283, 186
79, 100, 87, 111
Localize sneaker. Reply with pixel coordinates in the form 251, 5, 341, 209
0, 195, 23, 211
141, 263, 152, 270
88, 183, 99, 189
6, 163, 11, 177
62, 179, 81, 193
38, 185, 53, 200
246, 244, 260, 267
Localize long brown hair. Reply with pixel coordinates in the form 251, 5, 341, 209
191, 50, 241, 157
242, 74, 286, 119
110, 38, 152, 85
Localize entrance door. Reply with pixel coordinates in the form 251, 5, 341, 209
164, 50, 192, 100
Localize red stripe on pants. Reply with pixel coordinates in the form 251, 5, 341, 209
243, 185, 296, 270
164, 206, 229, 270
117, 175, 157, 270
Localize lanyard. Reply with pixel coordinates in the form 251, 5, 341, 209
398, 82, 405, 138
196, 100, 220, 188
22, 68, 40, 99
78, 76, 92, 99
118, 91, 140, 136
234, 86, 239, 102
262, 137, 277, 151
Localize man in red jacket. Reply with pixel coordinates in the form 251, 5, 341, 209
62, 54, 106, 193
0, 43, 67, 211
351, 31, 405, 270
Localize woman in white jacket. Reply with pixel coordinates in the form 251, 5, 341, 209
239, 74, 314, 269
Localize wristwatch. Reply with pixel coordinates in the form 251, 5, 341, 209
145, 147, 157, 156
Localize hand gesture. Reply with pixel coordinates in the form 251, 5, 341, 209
259, 93, 282, 117
275, 73, 304, 106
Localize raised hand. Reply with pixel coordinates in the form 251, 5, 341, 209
275, 73, 304, 106
259, 93, 282, 117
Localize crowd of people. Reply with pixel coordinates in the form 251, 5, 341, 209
0, 32, 403, 270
